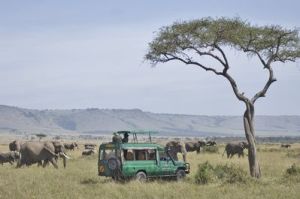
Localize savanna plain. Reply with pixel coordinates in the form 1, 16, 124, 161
0, 138, 300, 199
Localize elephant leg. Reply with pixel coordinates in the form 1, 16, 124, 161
9, 161, 14, 165
16, 159, 23, 168
38, 161, 43, 167
42, 160, 49, 168
49, 158, 58, 169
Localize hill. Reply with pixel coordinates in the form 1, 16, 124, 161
0, 105, 299, 136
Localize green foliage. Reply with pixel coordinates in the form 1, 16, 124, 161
281, 163, 300, 184
214, 164, 248, 184
35, 133, 47, 137
286, 164, 300, 176
203, 146, 219, 153
35, 133, 47, 140
194, 161, 248, 184
194, 162, 215, 184
257, 147, 281, 152
146, 17, 300, 66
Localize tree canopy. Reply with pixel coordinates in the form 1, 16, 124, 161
35, 133, 47, 141
145, 17, 300, 178
146, 17, 300, 67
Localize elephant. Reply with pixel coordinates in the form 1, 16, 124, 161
223, 142, 249, 158
64, 142, 78, 150
281, 144, 291, 148
165, 141, 187, 162
206, 141, 217, 146
84, 144, 97, 150
185, 141, 206, 154
82, 149, 95, 156
17, 141, 70, 168
0, 151, 20, 165
9, 140, 24, 152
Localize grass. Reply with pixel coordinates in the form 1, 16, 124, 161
0, 142, 300, 199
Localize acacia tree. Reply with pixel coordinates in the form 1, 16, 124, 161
145, 17, 300, 178
35, 133, 47, 141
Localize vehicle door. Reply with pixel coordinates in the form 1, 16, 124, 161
156, 151, 173, 176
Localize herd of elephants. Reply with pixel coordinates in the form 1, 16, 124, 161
0, 138, 254, 168
0, 140, 96, 167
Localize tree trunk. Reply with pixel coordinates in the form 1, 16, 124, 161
243, 102, 261, 178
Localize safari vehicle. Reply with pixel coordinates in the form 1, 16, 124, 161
98, 131, 190, 181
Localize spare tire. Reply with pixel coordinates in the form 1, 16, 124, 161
107, 157, 120, 171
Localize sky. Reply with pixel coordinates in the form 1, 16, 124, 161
0, 0, 300, 115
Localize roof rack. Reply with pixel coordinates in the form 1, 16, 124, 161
116, 130, 158, 143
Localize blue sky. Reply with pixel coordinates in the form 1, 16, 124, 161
0, 0, 300, 115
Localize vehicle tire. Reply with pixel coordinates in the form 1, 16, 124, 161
135, 171, 147, 182
107, 157, 120, 171
176, 169, 186, 181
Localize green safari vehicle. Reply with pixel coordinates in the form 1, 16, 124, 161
98, 131, 190, 181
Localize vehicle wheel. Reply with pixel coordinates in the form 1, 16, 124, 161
135, 171, 147, 182
176, 169, 186, 181
107, 157, 120, 171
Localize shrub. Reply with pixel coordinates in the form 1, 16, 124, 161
194, 162, 215, 184
286, 164, 300, 176
214, 164, 248, 184
257, 148, 281, 152
203, 146, 219, 153
194, 162, 248, 184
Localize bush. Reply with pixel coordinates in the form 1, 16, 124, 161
281, 164, 300, 184
286, 164, 300, 175
202, 146, 219, 153
214, 164, 248, 184
257, 148, 281, 152
194, 162, 215, 184
194, 162, 248, 184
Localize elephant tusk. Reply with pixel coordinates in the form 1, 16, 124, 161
62, 153, 71, 159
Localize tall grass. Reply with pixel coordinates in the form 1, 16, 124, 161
0, 143, 300, 199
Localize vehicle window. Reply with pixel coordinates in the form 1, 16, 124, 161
124, 149, 134, 160
135, 150, 146, 160
123, 149, 157, 161
147, 149, 156, 160
100, 149, 118, 160
159, 151, 169, 161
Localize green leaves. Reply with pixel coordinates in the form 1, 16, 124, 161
145, 17, 300, 65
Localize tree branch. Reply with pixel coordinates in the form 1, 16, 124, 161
223, 73, 249, 102
163, 53, 224, 75
242, 47, 268, 67
214, 44, 229, 72
251, 65, 277, 104
186, 45, 227, 68
162, 52, 248, 103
